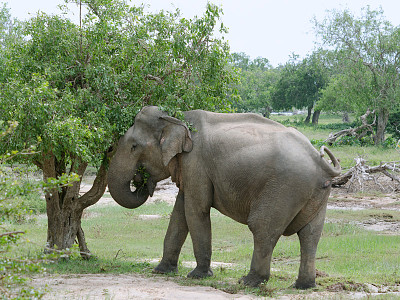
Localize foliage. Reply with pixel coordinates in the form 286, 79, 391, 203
314, 6, 400, 143
269, 51, 329, 123
229, 52, 278, 115
311, 135, 375, 148
0, 121, 79, 299
0, 0, 236, 253
387, 111, 400, 140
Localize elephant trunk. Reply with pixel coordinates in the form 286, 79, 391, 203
108, 175, 150, 209
108, 147, 151, 209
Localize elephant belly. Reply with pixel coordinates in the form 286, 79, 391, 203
207, 146, 317, 227
212, 191, 251, 224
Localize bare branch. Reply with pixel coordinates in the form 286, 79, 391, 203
333, 159, 400, 192
324, 109, 375, 145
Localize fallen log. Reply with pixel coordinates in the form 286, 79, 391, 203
325, 109, 376, 145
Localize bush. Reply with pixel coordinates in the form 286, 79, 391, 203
387, 112, 400, 140
22, 190, 46, 215
381, 136, 398, 149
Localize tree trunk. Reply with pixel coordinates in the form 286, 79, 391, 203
374, 107, 389, 145
304, 106, 312, 124
312, 110, 321, 125
342, 112, 350, 123
41, 150, 112, 259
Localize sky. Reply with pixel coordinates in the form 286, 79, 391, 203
5, 0, 400, 67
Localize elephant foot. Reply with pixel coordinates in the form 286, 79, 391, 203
187, 267, 213, 279
293, 279, 316, 290
239, 273, 269, 287
153, 261, 178, 274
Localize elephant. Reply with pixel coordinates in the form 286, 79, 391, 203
107, 106, 341, 288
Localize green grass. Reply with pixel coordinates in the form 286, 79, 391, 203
10, 201, 400, 298
269, 113, 346, 125
7, 114, 400, 297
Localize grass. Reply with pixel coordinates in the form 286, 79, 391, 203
6, 112, 400, 297
10, 200, 400, 298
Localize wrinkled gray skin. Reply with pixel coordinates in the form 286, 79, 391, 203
108, 106, 341, 288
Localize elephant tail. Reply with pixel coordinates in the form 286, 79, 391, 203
319, 146, 341, 177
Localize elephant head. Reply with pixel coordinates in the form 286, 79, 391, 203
108, 106, 193, 209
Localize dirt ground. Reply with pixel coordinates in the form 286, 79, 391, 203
31, 179, 400, 299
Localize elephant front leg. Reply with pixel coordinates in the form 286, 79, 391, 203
184, 196, 213, 278
153, 191, 188, 274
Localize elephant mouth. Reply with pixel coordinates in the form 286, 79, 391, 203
132, 167, 156, 197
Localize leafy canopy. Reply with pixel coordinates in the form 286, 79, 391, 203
314, 6, 400, 142
0, 0, 235, 169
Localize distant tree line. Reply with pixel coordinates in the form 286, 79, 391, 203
229, 7, 400, 144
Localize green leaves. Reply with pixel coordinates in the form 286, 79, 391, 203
314, 6, 400, 143
0, 0, 234, 171
270, 52, 329, 113
230, 52, 277, 115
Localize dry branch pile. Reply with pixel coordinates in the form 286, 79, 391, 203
332, 158, 400, 192
325, 109, 376, 145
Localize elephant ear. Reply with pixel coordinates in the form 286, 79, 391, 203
159, 116, 193, 166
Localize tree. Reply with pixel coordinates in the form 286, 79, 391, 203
270, 52, 329, 124
0, 121, 79, 298
314, 6, 400, 144
0, 0, 235, 257
230, 52, 278, 116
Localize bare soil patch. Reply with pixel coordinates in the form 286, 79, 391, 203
32, 274, 256, 300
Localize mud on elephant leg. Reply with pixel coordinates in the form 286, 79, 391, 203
153, 192, 188, 274
294, 205, 327, 289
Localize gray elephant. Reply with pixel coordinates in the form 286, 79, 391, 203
107, 106, 341, 288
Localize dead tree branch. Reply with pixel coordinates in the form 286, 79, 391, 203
332, 158, 400, 192
325, 109, 376, 145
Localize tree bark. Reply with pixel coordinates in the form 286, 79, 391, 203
312, 109, 321, 125
41, 150, 112, 258
342, 112, 350, 123
374, 107, 389, 145
304, 106, 312, 124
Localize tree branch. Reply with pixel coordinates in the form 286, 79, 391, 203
0, 231, 24, 238
78, 145, 116, 210
145, 74, 164, 85
333, 160, 400, 188
324, 109, 376, 144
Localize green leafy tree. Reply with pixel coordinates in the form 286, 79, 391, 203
230, 52, 278, 116
314, 6, 400, 144
0, 121, 79, 298
0, 0, 234, 256
270, 52, 329, 124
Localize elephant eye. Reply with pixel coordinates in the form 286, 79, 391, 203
131, 143, 138, 151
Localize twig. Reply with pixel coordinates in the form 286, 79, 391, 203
0, 231, 25, 238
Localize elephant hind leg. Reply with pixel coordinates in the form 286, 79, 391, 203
239, 232, 280, 287
240, 211, 284, 287
294, 203, 327, 289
